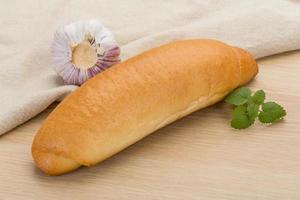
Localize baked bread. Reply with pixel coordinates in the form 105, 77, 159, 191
32, 39, 258, 175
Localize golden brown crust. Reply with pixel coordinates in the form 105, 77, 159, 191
32, 150, 80, 176
32, 39, 258, 175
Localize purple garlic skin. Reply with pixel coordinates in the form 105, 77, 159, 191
52, 19, 121, 85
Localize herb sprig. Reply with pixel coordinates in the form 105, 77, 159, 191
225, 87, 287, 129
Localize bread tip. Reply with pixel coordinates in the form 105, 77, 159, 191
233, 47, 259, 84
32, 149, 80, 176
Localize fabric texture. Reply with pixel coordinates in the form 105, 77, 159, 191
0, 0, 300, 135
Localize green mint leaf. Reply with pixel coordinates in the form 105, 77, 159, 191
258, 102, 287, 123
231, 105, 252, 129
251, 90, 265, 105
247, 102, 259, 124
225, 87, 251, 106
226, 87, 287, 129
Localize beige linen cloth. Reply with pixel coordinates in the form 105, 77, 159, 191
0, 0, 300, 135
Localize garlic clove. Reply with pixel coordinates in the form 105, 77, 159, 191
52, 19, 121, 85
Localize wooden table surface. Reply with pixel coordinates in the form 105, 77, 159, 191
1, 51, 300, 200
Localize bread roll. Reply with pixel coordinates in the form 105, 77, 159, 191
32, 39, 258, 175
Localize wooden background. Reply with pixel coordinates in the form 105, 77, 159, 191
1, 51, 300, 200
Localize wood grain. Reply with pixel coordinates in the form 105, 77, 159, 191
1, 51, 300, 200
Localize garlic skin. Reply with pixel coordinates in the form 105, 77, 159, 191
52, 19, 120, 85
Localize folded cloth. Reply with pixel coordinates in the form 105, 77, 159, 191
0, 0, 300, 135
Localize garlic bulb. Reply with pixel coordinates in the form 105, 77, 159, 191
52, 19, 120, 85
